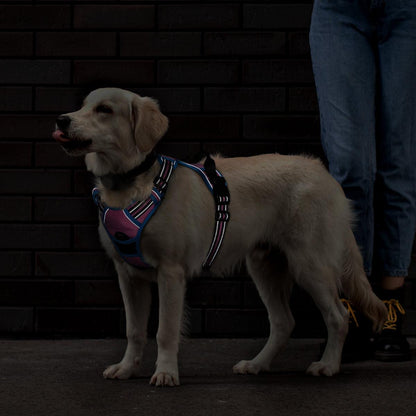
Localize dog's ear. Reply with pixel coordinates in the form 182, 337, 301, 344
131, 96, 169, 153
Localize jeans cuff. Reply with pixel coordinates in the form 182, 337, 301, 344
381, 270, 408, 278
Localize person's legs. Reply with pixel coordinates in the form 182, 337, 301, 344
381, 277, 405, 290
310, 1, 380, 362
374, 0, 416, 281
372, 0, 416, 361
309, 0, 377, 275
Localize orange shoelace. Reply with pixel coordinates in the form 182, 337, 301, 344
341, 298, 359, 328
383, 299, 405, 330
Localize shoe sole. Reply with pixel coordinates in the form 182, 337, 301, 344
342, 351, 373, 363
374, 351, 411, 362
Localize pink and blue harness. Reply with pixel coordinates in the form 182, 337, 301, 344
92, 155, 230, 270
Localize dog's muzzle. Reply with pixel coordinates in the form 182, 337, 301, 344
52, 115, 92, 151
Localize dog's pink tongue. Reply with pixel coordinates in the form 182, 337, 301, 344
52, 130, 70, 142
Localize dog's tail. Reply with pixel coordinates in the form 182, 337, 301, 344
341, 229, 387, 332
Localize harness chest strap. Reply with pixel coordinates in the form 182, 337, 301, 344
92, 155, 230, 270
92, 157, 177, 269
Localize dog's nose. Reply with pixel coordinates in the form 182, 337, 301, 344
56, 115, 71, 130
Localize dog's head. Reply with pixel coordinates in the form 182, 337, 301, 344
52, 88, 169, 173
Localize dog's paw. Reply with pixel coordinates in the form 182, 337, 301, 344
306, 361, 339, 377
103, 361, 141, 380
232, 360, 265, 375
149, 371, 180, 387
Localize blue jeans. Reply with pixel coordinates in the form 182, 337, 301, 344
309, 0, 416, 277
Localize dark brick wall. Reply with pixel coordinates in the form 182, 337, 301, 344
1, 1, 415, 338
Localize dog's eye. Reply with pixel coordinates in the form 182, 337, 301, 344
95, 104, 113, 114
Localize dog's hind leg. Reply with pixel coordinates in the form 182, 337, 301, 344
295, 265, 349, 376
103, 263, 153, 380
233, 247, 295, 375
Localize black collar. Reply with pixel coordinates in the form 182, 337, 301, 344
98, 151, 158, 191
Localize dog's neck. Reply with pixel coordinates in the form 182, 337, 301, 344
89, 151, 160, 208
98, 151, 157, 191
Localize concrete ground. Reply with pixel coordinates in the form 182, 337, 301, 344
0, 338, 415, 416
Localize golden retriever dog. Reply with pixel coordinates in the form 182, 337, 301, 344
52, 87, 386, 387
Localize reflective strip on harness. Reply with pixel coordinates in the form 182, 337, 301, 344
203, 194, 230, 269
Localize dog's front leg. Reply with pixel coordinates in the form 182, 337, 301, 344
103, 264, 152, 380
150, 265, 186, 387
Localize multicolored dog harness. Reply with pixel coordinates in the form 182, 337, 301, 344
92, 155, 230, 270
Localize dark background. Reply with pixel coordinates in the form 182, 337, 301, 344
0, 1, 415, 338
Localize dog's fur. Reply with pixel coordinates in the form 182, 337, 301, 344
54, 87, 387, 386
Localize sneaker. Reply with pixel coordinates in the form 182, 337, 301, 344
374, 298, 411, 362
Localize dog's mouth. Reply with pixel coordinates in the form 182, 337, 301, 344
52, 129, 92, 152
